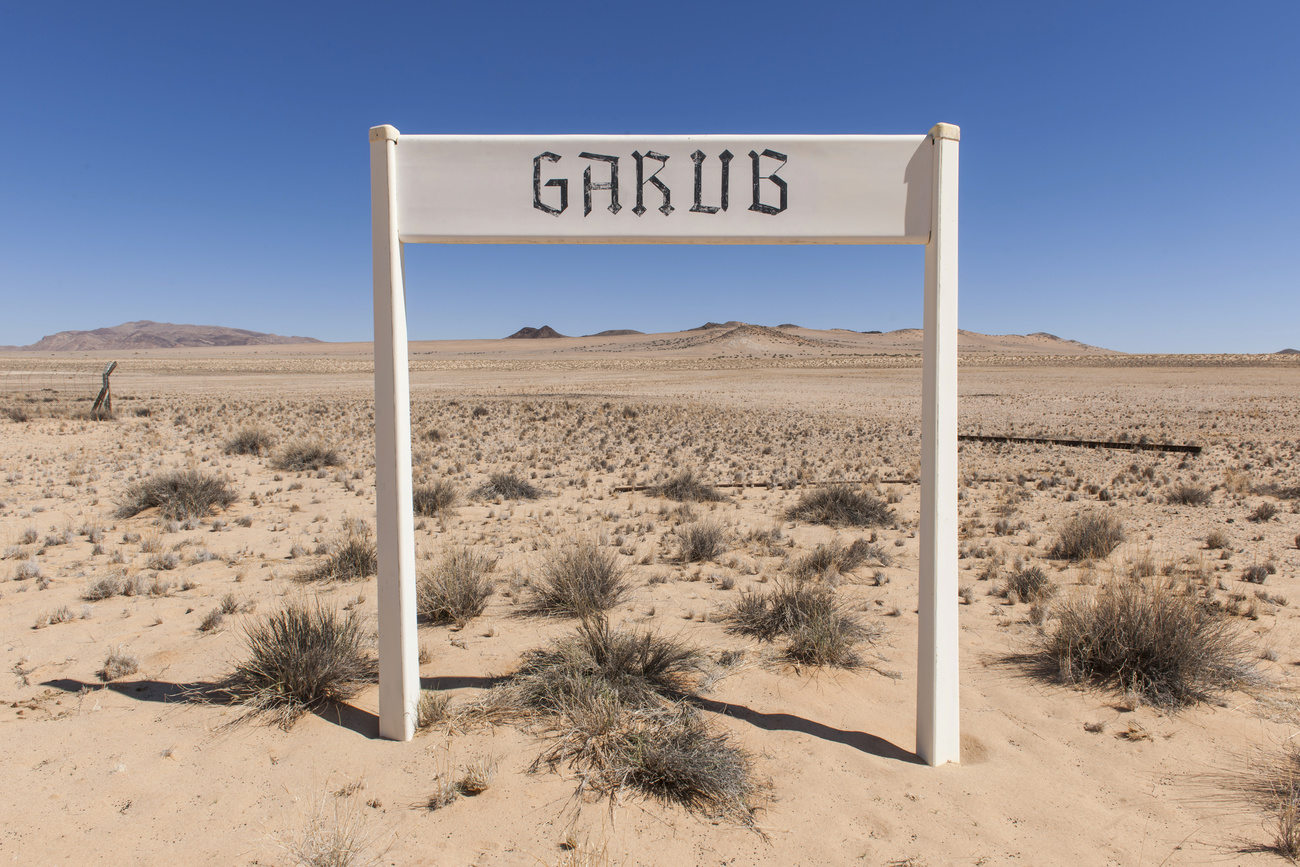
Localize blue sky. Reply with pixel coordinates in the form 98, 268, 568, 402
1, 2, 1295, 353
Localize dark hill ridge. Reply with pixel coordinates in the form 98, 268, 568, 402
585, 329, 644, 337
687, 321, 742, 331
5, 320, 321, 351
1278, 348, 1299, 355
505, 325, 567, 339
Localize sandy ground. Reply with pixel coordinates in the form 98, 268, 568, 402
1, 334, 1298, 866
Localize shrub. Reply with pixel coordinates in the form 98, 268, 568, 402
1250, 502, 1280, 523
34, 606, 76, 629
214, 598, 376, 728
274, 439, 342, 472
784, 605, 870, 668
785, 487, 892, 528
13, 558, 41, 581
727, 582, 876, 668
677, 521, 727, 563
1047, 511, 1125, 561
1034, 578, 1258, 707
1206, 528, 1231, 550
416, 690, 452, 731
471, 471, 542, 501
482, 621, 756, 821
416, 546, 496, 626
1243, 564, 1270, 584
100, 646, 140, 681
650, 470, 726, 503
525, 538, 630, 617
1002, 563, 1055, 602
224, 427, 275, 456
1237, 746, 1300, 860
116, 469, 238, 520
199, 608, 225, 632
1166, 484, 1210, 506
298, 523, 377, 583
788, 538, 890, 582
412, 480, 459, 517
279, 790, 389, 867
83, 574, 124, 601
537, 691, 757, 820
505, 617, 705, 712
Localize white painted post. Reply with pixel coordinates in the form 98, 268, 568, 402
370, 124, 419, 741
916, 122, 960, 767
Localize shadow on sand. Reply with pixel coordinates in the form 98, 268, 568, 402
41, 675, 917, 763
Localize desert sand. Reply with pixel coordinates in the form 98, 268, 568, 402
1, 325, 1298, 866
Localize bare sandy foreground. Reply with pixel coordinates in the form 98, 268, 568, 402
1, 336, 1298, 866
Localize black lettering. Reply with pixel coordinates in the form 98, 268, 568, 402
579, 152, 621, 216
748, 149, 788, 215
532, 152, 567, 216
631, 151, 673, 216
690, 149, 733, 213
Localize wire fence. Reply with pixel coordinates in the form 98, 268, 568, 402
0, 361, 116, 419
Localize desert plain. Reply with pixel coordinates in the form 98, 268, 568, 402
1, 323, 1298, 866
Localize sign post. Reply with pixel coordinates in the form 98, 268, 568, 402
369, 124, 960, 764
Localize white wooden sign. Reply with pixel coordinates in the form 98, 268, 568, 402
370, 124, 960, 767
392, 135, 932, 244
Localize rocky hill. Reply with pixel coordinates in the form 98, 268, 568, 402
5, 321, 321, 351
505, 326, 567, 339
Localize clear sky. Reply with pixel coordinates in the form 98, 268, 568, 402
1, 2, 1295, 353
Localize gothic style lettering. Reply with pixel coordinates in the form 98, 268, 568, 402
579, 152, 621, 216
631, 151, 673, 216
532, 152, 567, 216
531, 147, 788, 218
748, 149, 788, 215
690, 149, 733, 214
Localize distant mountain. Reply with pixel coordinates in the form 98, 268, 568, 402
1278, 348, 1299, 355
585, 329, 644, 337
505, 325, 567, 339
5, 320, 322, 351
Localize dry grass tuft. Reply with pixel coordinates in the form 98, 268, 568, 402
298, 523, 377, 583
116, 469, 237, 520
1250, 502, 1280, 523
209, 598, 376, 728
1232, 745, 1300, 860
274, 439, 343, 472
650, 469, 727, 503
525, 539, 630, 617
500, 617, 705, 712
677, 521, 728, 563
785, 487, 891, 528
788, 537, 890, 582
1002, 563, 1056, 602
481, 618, 757, 821
471, 471, 543, 501
1166, 483, 1210, 506
416, 545, 496, 626
100, 646, 139, 681
224, 427, 275, 456
727, 582, 877, 667
278, 789, 390, 867
412, 479, 459, 517
416, 690, 452, 731
1033, 578, 1259, 707
1047, 510, 1125, 561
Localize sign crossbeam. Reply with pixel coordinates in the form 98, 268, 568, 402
369, 123, 960, 766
